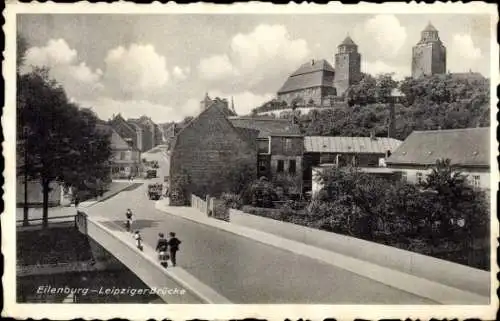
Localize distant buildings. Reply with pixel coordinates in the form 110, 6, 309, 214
386, 127, 490, 189
412, 22, 447, 78
109, 114, 163, 153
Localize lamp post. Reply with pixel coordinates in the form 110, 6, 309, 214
23, 126, 29, 226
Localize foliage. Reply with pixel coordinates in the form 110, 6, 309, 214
306, 161, 490, 269
221, 192, 243, 210
296, 73, 489, 140
248, 177, 278, 208
169, 172, 191, 206
17, 68, 112, 226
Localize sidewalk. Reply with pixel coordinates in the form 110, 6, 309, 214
155, 200, 489, 305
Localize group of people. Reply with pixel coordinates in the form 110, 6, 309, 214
125, 208, 182, 268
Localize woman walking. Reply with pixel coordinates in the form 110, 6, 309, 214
156, 233, 169, 268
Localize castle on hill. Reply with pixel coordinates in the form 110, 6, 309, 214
277, 35, 361, 106
275, 23, 482, 108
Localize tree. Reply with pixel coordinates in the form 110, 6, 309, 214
17, 68, 112, 227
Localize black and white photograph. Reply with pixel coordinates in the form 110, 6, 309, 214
2, 2, 498, 320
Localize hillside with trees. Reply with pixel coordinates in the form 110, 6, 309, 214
253, 73, 490, 141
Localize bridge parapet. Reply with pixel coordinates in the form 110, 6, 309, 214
79, 212, 230, 304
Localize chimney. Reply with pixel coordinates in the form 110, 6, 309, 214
311, 59, 315, 65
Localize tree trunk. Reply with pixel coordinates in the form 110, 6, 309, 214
42, 179, 50, 228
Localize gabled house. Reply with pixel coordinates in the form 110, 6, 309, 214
97, 124, 141, 179
166, 100, 257, 202
385, 127, 490, 189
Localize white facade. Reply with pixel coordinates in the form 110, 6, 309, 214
390, 167, 490, 190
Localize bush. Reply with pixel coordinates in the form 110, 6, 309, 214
221, 192, 243, 210
249, 177, 278, 208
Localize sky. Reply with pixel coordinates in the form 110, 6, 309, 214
17, 13, 492, 123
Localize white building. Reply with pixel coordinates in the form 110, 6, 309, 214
385, 127, 491, 189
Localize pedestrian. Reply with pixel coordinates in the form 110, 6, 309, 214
74, 195, 80, 208
125, 208, 133, 232
134, 231, 143, 251
167, 232, 181, 267
156, 233, 169, 268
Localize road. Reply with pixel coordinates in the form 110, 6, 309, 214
85, 181, 434, 304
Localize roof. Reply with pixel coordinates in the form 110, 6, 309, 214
170, 100, 249, 151
229, 116, 302, 138
278, 59, 335, 94
340, 36, 357, 46
385, 127, 490, 167
423, 22, 437, 32
304, 136, 402, 154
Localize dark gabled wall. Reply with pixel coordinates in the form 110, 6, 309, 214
170, 106, 257, 198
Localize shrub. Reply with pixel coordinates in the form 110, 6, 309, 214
221, 192, 243, 210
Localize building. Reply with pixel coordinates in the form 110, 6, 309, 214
277, 59, 336, 106
97, 124, 141, 179
385, 127, 490, 189
109, 114, 141, 151
334, 36, 362, 97
412, 22, 447, 78
200, 93, 237, 115
304, 135, 402, 194
128, 116, 163, 152
228, 116, 304, 190
109, 114, 163, 153
277, 36, 361, 105
166, 100, 257, 201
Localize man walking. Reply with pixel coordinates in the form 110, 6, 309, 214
167, 232, 181, 267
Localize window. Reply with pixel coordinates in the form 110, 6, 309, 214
258, 159, 268, 173
277, 160, 285, 173
284, 138, 292, 152
289, 160, 296, 174
258, 139, 270, 154
473, 175, 481, 188
416, 172, 423, 184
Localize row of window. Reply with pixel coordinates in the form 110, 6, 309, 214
403, 171, 481, 188
258, 138, 294, 154
277, 159, 296, 174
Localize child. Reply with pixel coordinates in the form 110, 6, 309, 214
134, 231, 143, 251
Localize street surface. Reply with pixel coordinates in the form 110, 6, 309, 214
84, 179, 435, 304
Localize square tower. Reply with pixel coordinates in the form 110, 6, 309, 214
334, 36, 361, 97
412, 23, 446, 78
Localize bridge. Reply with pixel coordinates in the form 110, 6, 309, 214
17, 181, 490, 305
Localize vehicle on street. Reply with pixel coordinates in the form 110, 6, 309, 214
148, 183, 163, 200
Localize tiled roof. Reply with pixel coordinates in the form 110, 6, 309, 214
385, 127, 490, 167
229, 117, 302, 138
304, 136, 402, 154
278, 59, 335, 94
